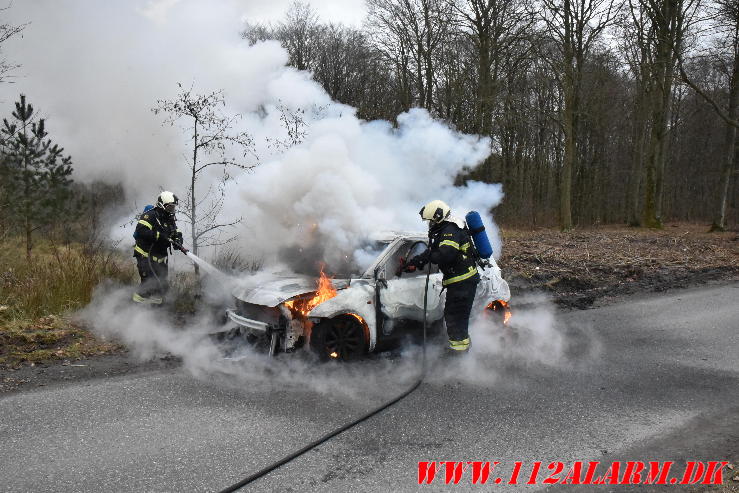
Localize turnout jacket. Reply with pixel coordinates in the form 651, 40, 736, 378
133, 207, 182, 262
412, 218, 479, 286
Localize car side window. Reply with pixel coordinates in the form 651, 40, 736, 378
403, 241, 439, 276
407, 241, 428, 259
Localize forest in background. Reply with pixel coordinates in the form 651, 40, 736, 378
246, 0, 738, 230
1, 0, 737, 243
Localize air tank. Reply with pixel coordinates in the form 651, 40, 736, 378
465, 210, 493, 259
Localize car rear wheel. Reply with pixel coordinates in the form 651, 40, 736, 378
310, 315, 367, 362
486, 300, 511, 325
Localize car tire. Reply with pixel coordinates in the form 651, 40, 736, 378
310, 315, 367, 362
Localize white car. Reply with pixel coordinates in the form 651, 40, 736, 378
223, 232, 511, 359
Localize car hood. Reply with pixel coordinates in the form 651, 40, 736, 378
232, 276, 350, 307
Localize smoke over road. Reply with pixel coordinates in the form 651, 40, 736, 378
81, 284, 598, 402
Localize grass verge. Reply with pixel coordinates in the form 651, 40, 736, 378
0, 238, 135, 367
0, 315, 122, 368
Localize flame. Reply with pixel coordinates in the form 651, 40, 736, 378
284, 265, 338, 319
486, 300, 512, 325
329, 351, 339, 359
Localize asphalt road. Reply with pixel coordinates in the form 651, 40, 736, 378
1, 283, 737, 492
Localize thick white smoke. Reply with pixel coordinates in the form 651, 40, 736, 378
0, 0, 503, 270
81, 284, 599, 402
227, 107, 503, 270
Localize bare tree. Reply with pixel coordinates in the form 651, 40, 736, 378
366, 0, 453, 111
451, 0, 535, 136
153, 84, 256, 267
636, 0, 702, 227
538, 0, 622, 230
276, 1, 323, 72
677, 0, 738, 230
0, 4, 26, 83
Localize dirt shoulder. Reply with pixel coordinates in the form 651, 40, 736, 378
0, 351, 180, 394
500, 223, 738, 309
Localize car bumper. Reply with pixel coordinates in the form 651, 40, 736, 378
226, 309, 271, 333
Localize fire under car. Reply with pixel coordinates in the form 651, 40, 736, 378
220, 232, 511, 360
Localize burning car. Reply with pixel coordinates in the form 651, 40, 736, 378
222, 232, 511, 360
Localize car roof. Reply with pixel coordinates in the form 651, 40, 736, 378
369, 231, 428, 242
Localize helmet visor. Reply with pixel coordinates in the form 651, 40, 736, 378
164, 203, 176, 214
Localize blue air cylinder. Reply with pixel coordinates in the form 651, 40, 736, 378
465, 211, 493, 259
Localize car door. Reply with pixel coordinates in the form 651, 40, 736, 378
379, 240, 444, 321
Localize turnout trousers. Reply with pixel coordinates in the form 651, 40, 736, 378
443, 278, 479, 347
135, 255, 169, 301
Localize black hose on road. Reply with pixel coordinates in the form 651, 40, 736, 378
218, 264, 432, 493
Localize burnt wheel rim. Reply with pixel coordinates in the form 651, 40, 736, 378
323, 318, 365, 360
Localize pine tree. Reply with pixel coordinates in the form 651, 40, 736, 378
0, 94, 74, 258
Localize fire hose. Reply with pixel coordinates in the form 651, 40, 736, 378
218, 262, 431, 492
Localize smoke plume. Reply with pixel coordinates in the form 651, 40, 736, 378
0, 0, 503, 270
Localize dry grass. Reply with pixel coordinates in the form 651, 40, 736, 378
0, 238, 136, 319
0, 238, 135, 367
0, 315, 122, 367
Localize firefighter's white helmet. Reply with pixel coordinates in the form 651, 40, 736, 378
156, 191, 178, 214
419, 200, 451, 223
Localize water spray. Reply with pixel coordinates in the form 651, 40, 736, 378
185, 251, 224, 278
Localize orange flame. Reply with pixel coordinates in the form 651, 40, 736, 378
486, 300, 512, 325
284, 265, 338, 318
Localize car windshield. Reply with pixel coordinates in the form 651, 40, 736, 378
346, 240, 392, 277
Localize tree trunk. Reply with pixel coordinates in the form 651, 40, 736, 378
560, 85, 575, 229
22, 124, 31, 260
25, 216, 31, 260
477, 35, 492, 135
423, 6, 434, 110
559, 0, 575, 231
711, 34, 739, 231
191, 120, 200, 276
655, 80, 674, 221
643, 43, 672, 229
627, 78, 649, 226
642, 118, 662, 228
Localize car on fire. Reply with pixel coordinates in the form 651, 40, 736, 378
221, 232, 511, 360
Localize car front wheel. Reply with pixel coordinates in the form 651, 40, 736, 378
310, 315, 367, 362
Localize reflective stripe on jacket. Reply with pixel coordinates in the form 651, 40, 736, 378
429, 220, 479, 286
133, 208, 179, 259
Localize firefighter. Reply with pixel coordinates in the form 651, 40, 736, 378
407, 200, 479, 352
132, 191, 187, 304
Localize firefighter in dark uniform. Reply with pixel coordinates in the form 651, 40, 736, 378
132, 191, 187, 304
407, 200, 479, 352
